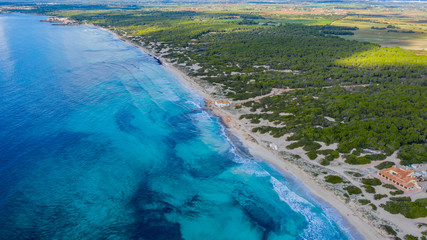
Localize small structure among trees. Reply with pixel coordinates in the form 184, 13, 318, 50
214, 100, 231, 108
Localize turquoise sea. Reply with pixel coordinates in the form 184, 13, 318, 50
0, 14, 361, 240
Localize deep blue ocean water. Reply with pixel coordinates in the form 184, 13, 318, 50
0, 14, 360, 240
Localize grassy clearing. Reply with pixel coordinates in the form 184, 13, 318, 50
337, 47, 427, 69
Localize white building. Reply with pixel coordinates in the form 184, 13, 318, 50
214, 100, 231, 108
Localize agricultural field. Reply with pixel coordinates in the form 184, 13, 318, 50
182, 2, 427, 51
187, 2, 427, 51
332, 14, 427, 51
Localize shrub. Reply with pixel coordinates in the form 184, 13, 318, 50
382, 225, 397, 236
325, 175, 343, 184
366, 154, 387, 161
316, 149, 334, 155
362, 178, 382, 186
337, 143, 352, 154
375, 161, 395, 170
320, 158, 330, 166
345, 186, 362, 195
390, 190, 404, 196
287, 141, 304, 149
370, 203, 377, 210
345, 154, 371, 165
358, 199, 371, 205
325, 154, 335, 161
383, 197, 427, 219
352, 148, 363, 156
418, 223, 427, 228
250, 118, 260, 124
374, 194, 387, 200
383, 184, 398, 190
331, 150, 340, 159
391, 197, 411, 201
316, 150, 339, 161
404, 235, 418, 240
416, 198, 427, 205
307, 151, 318, 160
363, 185, 376, 194
302, 141, 322, 152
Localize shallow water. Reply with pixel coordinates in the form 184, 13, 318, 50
0, 14, 359, 240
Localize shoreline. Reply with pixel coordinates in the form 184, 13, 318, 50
93, 24, 385, 239
104, 27, 384, 240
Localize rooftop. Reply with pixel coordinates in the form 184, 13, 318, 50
377, 166, 421, 191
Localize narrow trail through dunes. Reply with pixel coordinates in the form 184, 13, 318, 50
234, 84, 373, 105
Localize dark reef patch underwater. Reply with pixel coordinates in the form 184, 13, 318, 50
0, 14, 359, 240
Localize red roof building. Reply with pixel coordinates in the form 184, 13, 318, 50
377, 166, 421, 192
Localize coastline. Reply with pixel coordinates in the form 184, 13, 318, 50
159, 52, 384, 240
101, 27, 386, 239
